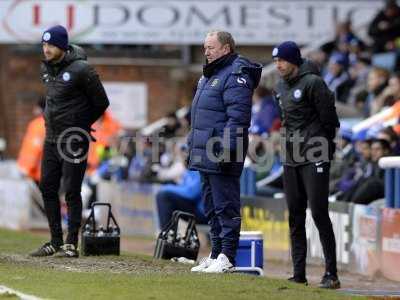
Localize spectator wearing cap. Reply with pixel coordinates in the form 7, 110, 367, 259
323, 52, 353, 103
377, 126, 400, 155
272, 41, 341, 289
353, 129, 372, 163
341, 138, 392, 204
321, 21, 359, 57
335, 132, 372, 199
348, 38, 366, 66
368, 0, 400, 53
329, 126, 357, 193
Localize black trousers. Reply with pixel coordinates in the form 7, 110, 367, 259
156, 190, 207, 230
341, 177, 384, 205
283, 162, 337, 279
39, 141, 88, 247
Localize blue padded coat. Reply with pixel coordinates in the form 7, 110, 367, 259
188, 53, 262, 176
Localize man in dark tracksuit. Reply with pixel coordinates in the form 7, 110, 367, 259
30, 25, 109, 258
272, 41, 341, 288
188, 31, 261, 273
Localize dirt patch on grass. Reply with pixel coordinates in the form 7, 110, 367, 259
0, 253, 189, 275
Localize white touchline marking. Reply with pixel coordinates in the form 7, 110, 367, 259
0, 285, 43, 300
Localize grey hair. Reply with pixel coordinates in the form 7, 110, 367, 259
207, 30, 236, 52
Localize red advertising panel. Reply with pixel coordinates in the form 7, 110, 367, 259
381, 208, 400, 281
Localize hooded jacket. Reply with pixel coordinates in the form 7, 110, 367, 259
188, 53, 262, 176
41, 45, 109, 143
275, 60, 340, 166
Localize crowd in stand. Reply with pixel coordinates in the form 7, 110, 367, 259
16, 0, 400, 230
250, 0, 400, 207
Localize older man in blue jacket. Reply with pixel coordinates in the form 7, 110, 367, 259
188, 31, 261, 273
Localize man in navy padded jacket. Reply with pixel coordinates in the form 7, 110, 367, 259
188, 30, 261, 273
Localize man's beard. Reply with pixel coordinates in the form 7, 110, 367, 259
282, 67, 297, 81
48, 52, 64, 63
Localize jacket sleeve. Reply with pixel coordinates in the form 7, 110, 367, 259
273, 85, 284, 122
159, 171, 201, 201
81, 64, 110, 125
368, 12, 400, 39
308, 76, 340, 139
368, 12, 383, 38
222, 74, 253, 151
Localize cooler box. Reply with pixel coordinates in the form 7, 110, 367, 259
234, 231, 264, 275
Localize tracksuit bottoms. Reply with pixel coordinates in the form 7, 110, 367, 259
200, 172, 241, 265
283, 162, 337, 279
39, 141, 88, 247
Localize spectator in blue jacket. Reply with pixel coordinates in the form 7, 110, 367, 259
323, 52, 353, 103
188, 30, 261, 273
249, 86, 280, 136
156, 170, 206, 230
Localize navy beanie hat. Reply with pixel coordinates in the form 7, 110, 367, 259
42, 25, 69, 51
272, 41, 303, 66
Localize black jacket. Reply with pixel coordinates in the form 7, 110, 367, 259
368, 10, 400, 53
41, 45, 109, 143
275, 60, 340, 166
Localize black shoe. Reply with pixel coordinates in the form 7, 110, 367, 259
288, 276, 308, 286
29, 242, 60, 257
53, 244, 79, 258
319, 273, 341, 289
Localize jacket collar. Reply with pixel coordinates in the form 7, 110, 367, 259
43, 53, 69, 76
203, 53, 238, 78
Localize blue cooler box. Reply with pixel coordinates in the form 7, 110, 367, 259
235, 231, 264, 275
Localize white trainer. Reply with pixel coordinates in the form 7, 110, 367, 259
203, 253, 234, 273
191, 255, 216, 272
